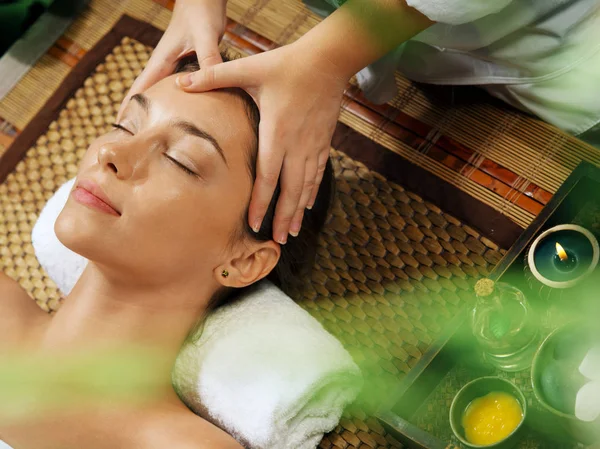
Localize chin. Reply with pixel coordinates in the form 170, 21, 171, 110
54, 198, 154, 280
54, 198, 113, 263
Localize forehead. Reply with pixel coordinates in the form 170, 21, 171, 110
143, 74, 254, 167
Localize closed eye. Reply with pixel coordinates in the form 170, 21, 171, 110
112, 123, 199, 178
165, 154, 199, 177
111, 123, 133, 134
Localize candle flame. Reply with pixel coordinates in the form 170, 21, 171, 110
556, 242, 568, 261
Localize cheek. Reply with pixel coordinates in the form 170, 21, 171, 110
126, 177, 245, 261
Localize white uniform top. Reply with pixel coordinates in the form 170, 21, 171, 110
321, 0, 600, 136
396, 0, 600, 135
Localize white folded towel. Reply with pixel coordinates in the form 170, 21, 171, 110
173, 281, 362, 449
32, 178, 86, 294
32, 178, 363, 449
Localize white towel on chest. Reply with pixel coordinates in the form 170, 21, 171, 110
31, 178, 363, 449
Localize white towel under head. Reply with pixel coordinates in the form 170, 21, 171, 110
31, 178, 86, 294
173, 281, 362, 449
31, 178, 362, 449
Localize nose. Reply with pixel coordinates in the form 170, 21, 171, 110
97, 142, 134, 180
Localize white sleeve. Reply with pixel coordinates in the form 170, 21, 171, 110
406, 0, 514, 25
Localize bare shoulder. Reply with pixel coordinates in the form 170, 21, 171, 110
0, 272, 49, 341
141, 398, 244, 449
165, 418, 244, 449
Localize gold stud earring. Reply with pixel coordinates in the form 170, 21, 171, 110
221, 269, 229, 278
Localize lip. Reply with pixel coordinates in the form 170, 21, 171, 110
72, 179, 121, 216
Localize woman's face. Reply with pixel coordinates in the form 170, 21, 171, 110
56, 75, 263, 287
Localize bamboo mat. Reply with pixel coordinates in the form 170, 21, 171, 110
0, 9, 512, 449
2, 0, 600, 234
0, 0, 593, 448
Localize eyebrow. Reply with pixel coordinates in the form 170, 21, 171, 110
131, 93, 227, 166
131, 93, 150, 114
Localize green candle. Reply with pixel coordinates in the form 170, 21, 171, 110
528, 225, 599, 289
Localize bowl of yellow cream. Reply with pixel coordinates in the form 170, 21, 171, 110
450, 377, 526, 448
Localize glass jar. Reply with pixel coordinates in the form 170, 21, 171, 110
472, 279, 540, 372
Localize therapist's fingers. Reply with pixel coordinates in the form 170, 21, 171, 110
176, 55, 256, 92
307, 149, 330, 210
191, 30, 223, 69
272, 155, 307, 244
248, 119, 285, 234
117, 40, 178, 121
289, 158, 318, 237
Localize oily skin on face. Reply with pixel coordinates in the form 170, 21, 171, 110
46, 74, 280, 362
0, 77, 280, 448
57, 74, 279, 298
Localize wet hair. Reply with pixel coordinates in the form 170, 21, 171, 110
174, 53, 335, 309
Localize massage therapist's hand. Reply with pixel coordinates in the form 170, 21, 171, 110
117, 0, 227, 121
175, 42, 348, 243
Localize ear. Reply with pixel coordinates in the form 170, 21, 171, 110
214, 240, 280, 288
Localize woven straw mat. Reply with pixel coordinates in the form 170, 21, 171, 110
0, 37, 506, 448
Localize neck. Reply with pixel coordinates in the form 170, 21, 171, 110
43, 263, 212, 383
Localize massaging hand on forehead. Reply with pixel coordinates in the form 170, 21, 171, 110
120, 0, 432, 243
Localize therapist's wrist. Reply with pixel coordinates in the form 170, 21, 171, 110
293, 1, 391, 82
296, 0, 433, 81
293, 21, 365, 85
291, 37, 353, 88
175, 0, 228, 39
176, 0, 227, 15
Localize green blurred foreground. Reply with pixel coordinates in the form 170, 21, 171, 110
0, 345, 168, 424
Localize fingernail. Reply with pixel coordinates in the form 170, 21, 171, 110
276, 233, 287, 245
306, 203, 314, 210
252, 218, 262, 233
176, 74, 192, 88
289, 223, 300, 237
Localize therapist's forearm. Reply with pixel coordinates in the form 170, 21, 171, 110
297, 0, 434, 81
